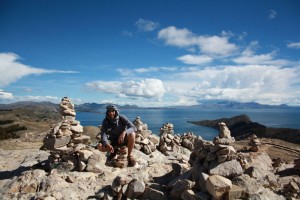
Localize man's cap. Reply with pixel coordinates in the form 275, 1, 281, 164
106, 104, 119, 111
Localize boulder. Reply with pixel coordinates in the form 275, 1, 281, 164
206, 175, 232, 199
209, 159, 243, 178
126, 179, 146, 199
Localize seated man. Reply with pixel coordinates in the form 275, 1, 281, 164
97, 105, 137, 167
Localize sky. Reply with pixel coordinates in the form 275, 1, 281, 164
0, 0, 300, 107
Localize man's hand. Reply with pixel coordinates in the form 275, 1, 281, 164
106, 144, 114, 153
98, 143, 114, 153
118, 131, 126, 144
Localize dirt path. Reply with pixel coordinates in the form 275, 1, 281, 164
233, 138, 300, 163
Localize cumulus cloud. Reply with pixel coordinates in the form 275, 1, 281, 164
158, 26, 195, 47
233, 51, 292, 66
117, 66, 179, 76
177, 54, 213, 65
269, 9, 277, 19
0, 89, 14, 100
86, 78, 165, 100
135, 19, 159, 32
163, 64, 300, 105
15, 95, 60, 102
158, 26, 238, 56
197, 35, 238, 55
287, 42, 300, 49
0, 53, 78, 87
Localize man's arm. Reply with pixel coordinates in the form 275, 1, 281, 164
121, 115, 137, 134
100, 119, 109, 146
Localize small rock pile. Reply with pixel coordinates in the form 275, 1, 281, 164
192, 136, 242, 173
133, 116, 151, 138
158, 123, 194, 154
110, 147, 129, 168
156, 123, 195, 164
41, 97, 102, 172
133, 117, 158, 155
213, 122, 235, 145
283, 179, 300, 199
96, 176, 149, 200
248, 134, 262, 152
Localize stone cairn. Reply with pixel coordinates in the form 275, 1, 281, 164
133, 117, 158, 155
158, 122, 195, 160
213, 122, 235, 145
41, 97, 98, 172
185, 127, 249, 199
248, 134, 262, 152
109, 147, 129, 168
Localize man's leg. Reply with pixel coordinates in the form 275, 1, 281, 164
127, 132, 135, 156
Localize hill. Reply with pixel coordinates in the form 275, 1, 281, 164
189, 114, 300, 144
0, 101, 61, 141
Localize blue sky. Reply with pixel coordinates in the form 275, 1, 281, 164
0, 0, 300, 107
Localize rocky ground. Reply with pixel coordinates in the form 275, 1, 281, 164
232, 138, 300, 164
1, 103, 300, 200
1, 126, 300, 199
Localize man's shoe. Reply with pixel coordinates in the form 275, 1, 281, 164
127, 155, 136, 167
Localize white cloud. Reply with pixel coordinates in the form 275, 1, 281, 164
134, 66, 178, 73
134, 67, 160, 73
233, 52, 274, 64
135, 19, 159, 32
197, 35, 238, 55
15, 95, 60, 103
86, 81, 122, 94
162, 64, 300, 105
0, 53, 78, 87
287, 42, 300, 49
0, 89, 14, 100
158, 26, 196, 47
86, 78, 166, 100
115, 60, 300, 106
269, 9, 277, 19
117, 66, 179, 76
158, 26, 238, 57
177, 54, 213, 65
233, 51, 292, 66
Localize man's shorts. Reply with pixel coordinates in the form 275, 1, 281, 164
108, 132, 132, 147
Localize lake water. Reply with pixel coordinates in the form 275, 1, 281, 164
76, 108, 300, 140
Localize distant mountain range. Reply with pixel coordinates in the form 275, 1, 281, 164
75, 100, 299, 112
177, 101, 295, 109
0, 100, 298, 113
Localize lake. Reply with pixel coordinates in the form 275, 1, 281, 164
76, 108, 300, 140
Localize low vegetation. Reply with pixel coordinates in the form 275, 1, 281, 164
0, 124, 27, 140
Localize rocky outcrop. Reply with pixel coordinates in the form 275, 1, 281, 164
189, 114, 300, 144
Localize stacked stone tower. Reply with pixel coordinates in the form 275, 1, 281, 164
42, 97, 93, 171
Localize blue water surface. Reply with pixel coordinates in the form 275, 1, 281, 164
76, 108, 300, 141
